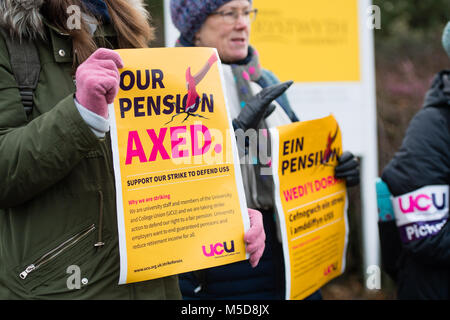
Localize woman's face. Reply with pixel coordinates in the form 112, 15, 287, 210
194, 0, 251, 63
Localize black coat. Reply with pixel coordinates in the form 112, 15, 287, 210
381, 70, 450, 299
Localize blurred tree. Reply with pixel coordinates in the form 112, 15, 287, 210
373, 0, 450, 40
374, 0, 450, 171
143, 0, 165, 47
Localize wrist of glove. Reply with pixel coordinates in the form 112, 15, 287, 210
233, 80, 293, 131
335, 151, 360, 187
75, 48, 124, 119
244, 208, 266, 268
74, 98, 110, 138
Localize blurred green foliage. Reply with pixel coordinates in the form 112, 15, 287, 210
373, 0, 449, 40
373, 0, 450, 172
143, 0, 165, 47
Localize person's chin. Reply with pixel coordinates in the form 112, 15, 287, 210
229, 49, 248, 62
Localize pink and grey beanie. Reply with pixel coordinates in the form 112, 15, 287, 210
170, 0, 251, 44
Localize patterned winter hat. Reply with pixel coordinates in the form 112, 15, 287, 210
443, 22, 450, 58
170, 0, 252, 43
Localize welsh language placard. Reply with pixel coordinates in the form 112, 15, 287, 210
109, 47, 249, 284
270, 114, 348, 299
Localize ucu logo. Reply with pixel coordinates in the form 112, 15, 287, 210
202, 240, 235, 257
398, 192, 447, 214
324, 262, 338, 276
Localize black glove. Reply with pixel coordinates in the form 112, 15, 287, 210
232, 81, 293, 131
335, 151, 360, 187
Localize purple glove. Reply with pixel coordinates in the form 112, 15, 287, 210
75, 48, 124, 119
244, 208, 266, 268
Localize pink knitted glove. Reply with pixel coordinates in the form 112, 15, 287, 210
244, 208, 266, 268
75, 48, 124, 119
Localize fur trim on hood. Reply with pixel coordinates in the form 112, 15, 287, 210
0, 0, 45, 39
0, 0, 149, 40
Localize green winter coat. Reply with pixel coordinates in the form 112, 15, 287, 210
0, 10, 181, 299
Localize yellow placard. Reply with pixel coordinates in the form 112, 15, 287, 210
270, 114, 348, 299
251, 0, 360, 82
109, 47, 249, 284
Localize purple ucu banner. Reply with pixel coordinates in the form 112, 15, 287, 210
392, 185, 449, 243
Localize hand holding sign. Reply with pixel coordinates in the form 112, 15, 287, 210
244, 208, 266, 268
75, 48, 124, 118
232, 81, 293, 131
335, 151, 360, 187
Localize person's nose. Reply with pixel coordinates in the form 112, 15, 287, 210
234, 13, 249, 29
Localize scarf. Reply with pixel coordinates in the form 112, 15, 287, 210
226, 47, 275, 210
229, 47, 264, 110
82, 0, 110, 22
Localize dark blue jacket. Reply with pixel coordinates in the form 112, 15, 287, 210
381, 70, 450, 299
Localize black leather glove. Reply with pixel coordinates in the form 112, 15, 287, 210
232, 80, 293, 131
335, 151, 360, 187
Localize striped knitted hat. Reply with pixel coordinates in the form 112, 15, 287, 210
443, 22, 450, 58
170, 0, 251, 43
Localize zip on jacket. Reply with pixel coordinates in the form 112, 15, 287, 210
19, 224, 96, 280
